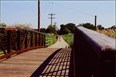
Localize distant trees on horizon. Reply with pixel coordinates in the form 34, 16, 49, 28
0, 23, 115, 35
0, 23, 7, 27
40, 22, 115, 35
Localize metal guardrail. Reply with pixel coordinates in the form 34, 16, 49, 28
0, 28, 45, 60
73, 27, 115, 77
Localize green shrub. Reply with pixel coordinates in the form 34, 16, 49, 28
45, 33, 57, 46
62, 33, 74, 46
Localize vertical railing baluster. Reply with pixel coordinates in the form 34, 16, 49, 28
35, 32, 37, 46
37, 33, 38, 46
29, 31, 30, 47
42, 35, 44, 46
17, 30, 21, 50
41, 35, 43, 46
40, 34, 42, 46
44, 35, 46, 47
30, 32, 33, 47
38, 34, 40, 46
37, 34, 39, 46
25, 31, 28, 48
7, 30, 11, 58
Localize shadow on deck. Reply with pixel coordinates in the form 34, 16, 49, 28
31, 48, 73, 77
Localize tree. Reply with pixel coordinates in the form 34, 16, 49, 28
59, 24, 70, 34
78, 23, 96, 30
65, 23, 77, 33
0, 23, 7, 27
109, 25, 116, 29
40, 28, 46, 33
97, 25, 104, 30
46, 25, 57, 34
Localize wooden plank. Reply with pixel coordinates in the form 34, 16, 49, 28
31, 48, 71, 77
0, 48, 59, 77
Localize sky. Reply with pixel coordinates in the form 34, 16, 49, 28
0, 0, 115, 29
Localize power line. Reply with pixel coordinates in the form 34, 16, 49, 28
48, 13, 55, 26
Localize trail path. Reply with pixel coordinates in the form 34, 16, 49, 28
48, 36, 69, 48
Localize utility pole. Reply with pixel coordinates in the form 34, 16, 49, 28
95, 15, 97, 30
48, 13, 55, 26
38, 0, 40, 32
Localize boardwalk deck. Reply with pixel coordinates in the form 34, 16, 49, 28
0, 36, 71, 77
31, 48, 71, 77
0, 48, 59, 77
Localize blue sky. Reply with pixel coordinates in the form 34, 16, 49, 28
0, 0, 115, 29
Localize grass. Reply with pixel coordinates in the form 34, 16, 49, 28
97, 29, 116, 38
0, 51, 4, 56
45, 33, 57, 47
62, 33, 74, 46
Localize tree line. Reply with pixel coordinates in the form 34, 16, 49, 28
40, 23, 116, 34
0, 23, 115, 35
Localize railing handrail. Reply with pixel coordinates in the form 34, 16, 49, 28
77, 27, 116, 49
77, 27, 116, 51
73, 27, 115, 77
0, 27, 45, 35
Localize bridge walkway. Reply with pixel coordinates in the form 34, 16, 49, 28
0, 36, 72, 77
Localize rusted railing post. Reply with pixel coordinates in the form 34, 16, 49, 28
40, 34, 42, 46
43, 35, 44, 46
41, 35, 42, 46
36, 33, 38, 46
42, 35, 44, 46
25, 32, 28, 48
30, 32, 33, 47
38, 34, 40, 46
17, 30, 21, 50
7, 30, 11, 58
44, 35, 45, 46
37, 34, 38, 46
35, 32, 37, 46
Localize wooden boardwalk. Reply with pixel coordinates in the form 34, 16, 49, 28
0, 36, 72, 77
31, 48, 71, 77
0, 48, 59, 77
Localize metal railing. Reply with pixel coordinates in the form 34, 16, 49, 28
0, 28, 45, 60
73, 27, 115, 77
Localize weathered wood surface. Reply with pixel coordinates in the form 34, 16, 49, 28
31, 48, 72, 77
77, 27, 116, 50
0, 48, 59, 77
0, 34, 71, 77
